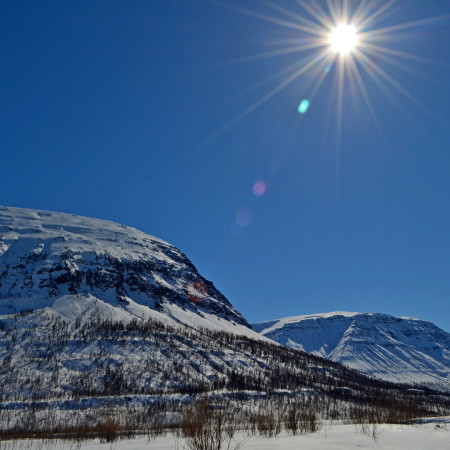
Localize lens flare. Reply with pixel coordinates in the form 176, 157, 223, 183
187, 282, 208, 304
298, 99, 310, 114
235, 209, 252, 227
252, 180, 267, 196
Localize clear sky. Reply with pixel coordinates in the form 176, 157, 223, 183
1, 1, 450, 331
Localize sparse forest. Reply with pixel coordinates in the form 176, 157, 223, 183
1, 313, 449, 444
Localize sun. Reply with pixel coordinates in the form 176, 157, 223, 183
328, 23, 359, 56
205, 0, 447, 148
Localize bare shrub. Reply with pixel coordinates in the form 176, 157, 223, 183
254, 405, 281, 438
181, 399, 236, 450
286, 403, 300, 435
285, 400, 321, 435
95, 417, 124, 443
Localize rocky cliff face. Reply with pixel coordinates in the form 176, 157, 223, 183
0, 206, 247, 329
253, 312, 450, 391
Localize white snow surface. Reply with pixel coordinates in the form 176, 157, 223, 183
3, 418, 449, 449
253, 312, 450, 390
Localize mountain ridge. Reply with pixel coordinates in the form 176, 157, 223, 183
253, 311, 450, 391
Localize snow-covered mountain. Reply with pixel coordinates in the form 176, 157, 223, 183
253, 312, 450, 390
1, 204, 449, 429
0, 205, 258, 336
1, 206, 448, 406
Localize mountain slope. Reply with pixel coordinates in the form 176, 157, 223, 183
0, 205, 257, 336
253, 312, 450, 390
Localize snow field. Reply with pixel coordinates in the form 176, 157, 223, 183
0, 418, 448, 450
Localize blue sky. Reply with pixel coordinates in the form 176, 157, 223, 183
1, 1, 450, 331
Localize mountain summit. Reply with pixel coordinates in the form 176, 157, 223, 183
253, 312, 450, 390
0, 206, 248, 331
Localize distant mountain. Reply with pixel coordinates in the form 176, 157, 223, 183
253, 312, 450, 391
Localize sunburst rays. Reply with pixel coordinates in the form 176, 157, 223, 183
203, 0, 448, 147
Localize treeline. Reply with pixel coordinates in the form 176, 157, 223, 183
0, 394, 443, 444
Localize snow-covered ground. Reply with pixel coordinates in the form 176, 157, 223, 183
1, 418, 449, 450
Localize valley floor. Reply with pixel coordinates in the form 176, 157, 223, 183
1, 417, 448, 450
